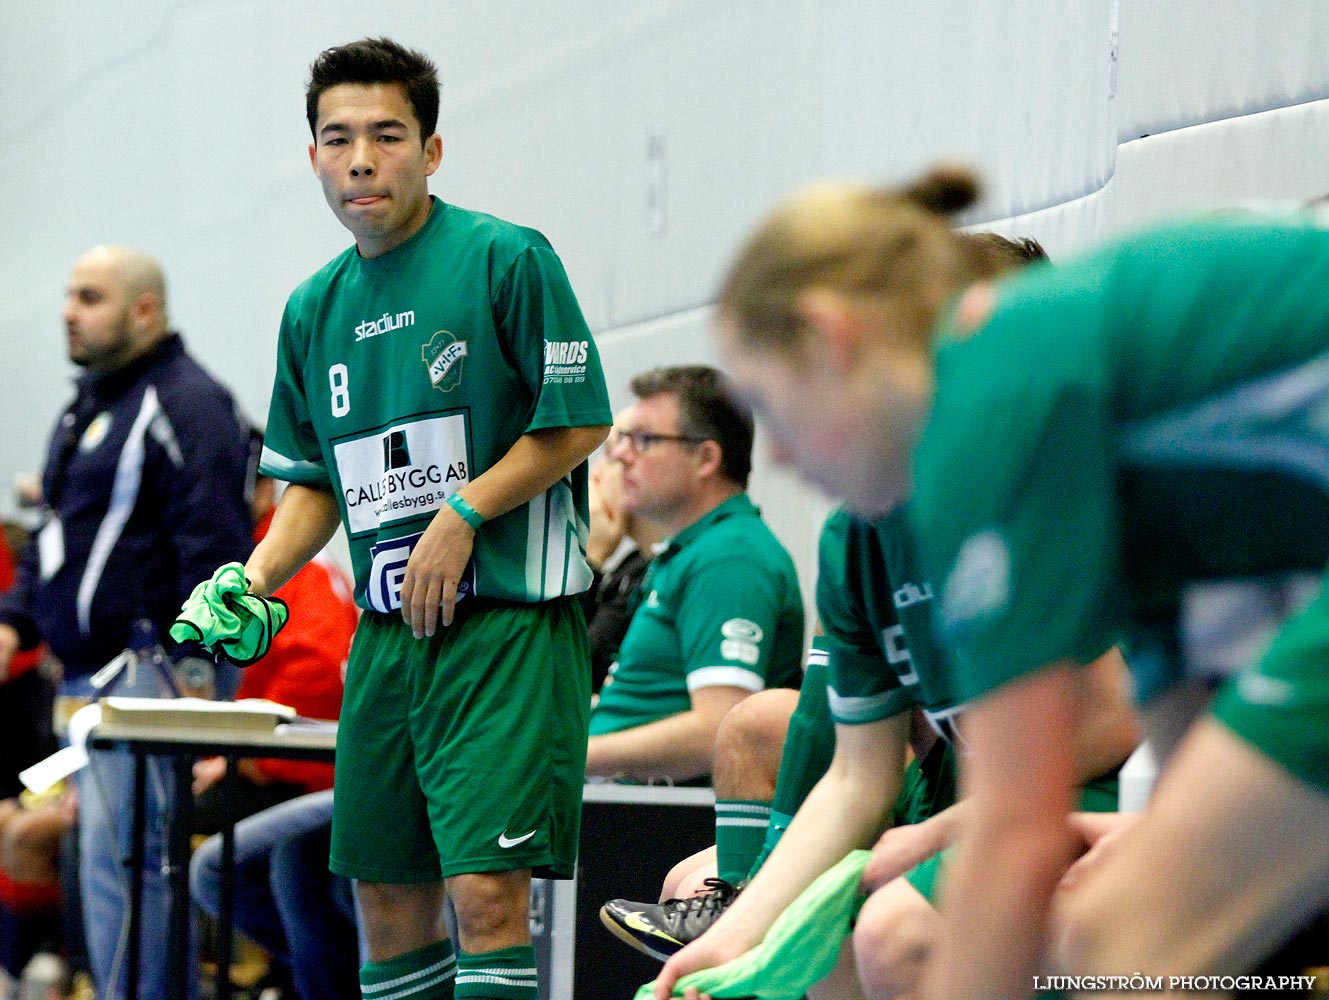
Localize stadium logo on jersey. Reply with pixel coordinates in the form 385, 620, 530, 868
366, 531, 475, 613
423, 330, 468, 393
893, 581, 934, 609
940, 529, 1011, 635
79, 411, 113, 452
355, 309, 415, 342
543, 340, 590, 385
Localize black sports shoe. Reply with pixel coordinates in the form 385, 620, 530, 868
599, 878, 742, 961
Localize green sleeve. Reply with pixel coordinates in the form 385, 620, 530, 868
259, 298, 330, 485
492, 245, 611, 433
916, 378, 1122, 704
816, 512, 916, 725
674, 554, 791, 693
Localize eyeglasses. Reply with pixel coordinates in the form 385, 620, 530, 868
610, 429, 709, 454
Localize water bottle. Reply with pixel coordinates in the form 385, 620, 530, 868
17, 951, 66, 1000
127, 617, 178, 696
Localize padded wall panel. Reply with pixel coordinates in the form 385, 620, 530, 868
814, 1, 1116, 221
1115, 0, 1329, 142
1108, 99, 1329, 232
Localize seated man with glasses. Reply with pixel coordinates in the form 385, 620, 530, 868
585, 366, 805, 785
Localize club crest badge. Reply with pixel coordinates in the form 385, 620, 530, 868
79, 412, 113, 452
422, 330, 467, 393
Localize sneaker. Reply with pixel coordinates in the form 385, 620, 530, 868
599, 878, 742, 961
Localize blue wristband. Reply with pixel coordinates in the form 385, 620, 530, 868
446, 492, 485, 530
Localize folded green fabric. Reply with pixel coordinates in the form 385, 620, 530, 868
637, 849, 871, 1000
170, 562, 289, 667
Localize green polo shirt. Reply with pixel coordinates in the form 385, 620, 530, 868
589, 494, 805, 736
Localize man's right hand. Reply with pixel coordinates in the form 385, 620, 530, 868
652, 920, 757, 1000
0, 624, 20, 682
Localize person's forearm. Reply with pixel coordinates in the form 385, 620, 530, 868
925, 668, 1081, 1000
1073, 649, 1143, 783
586, 711, 722, 782
925, 807, 1076, 1000
712, 757, 900, 948
244, 484, 341, 596
456, 425, 609, 521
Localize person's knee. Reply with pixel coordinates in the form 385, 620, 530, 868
712, 689, 798, 800
853, 880, 938, 999
659, 847, 716, 902
447, 870, 530, 950
189, 835, 222, 918
356, 881, 446, 961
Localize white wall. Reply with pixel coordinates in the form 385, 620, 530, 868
4, 0, 1329, 618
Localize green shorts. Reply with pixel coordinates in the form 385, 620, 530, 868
891, 739, 958, 829
330, 598, 591, 883
901, 771, 1120, 902
1212, 582, 1329, 794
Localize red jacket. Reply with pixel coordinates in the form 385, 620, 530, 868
0, 533, 43, 681
238, 515, 357, 791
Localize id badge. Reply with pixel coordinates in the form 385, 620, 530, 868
38, 516, 65, 581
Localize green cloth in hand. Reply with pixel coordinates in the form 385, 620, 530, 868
170, 562, 289, 666
637, 849, 871, 1000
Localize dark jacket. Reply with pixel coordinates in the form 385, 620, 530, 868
0, 334, 252, 676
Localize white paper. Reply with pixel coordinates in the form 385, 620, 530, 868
100, 696, 295, 717
37, 516, 64, 581
19, 702, 102, 794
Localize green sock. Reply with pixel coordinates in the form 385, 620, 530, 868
715, 799, 771, 884
744, 648, 837, 883
455, 944, 538, 999
745, 807, 796, 881
360, 938, 456, 999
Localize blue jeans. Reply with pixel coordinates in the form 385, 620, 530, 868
190, 791, 360, 1000
67, 665, 197, 1000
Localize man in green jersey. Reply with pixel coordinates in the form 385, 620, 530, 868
585, 365, 805, 783
703, 169, 1329, 999
244, 38, 610, 1000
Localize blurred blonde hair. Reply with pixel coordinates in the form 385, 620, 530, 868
718, 165, 996, 350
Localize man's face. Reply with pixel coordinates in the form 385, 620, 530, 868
715, 318, 913, 516
309, 82, 442, 258
611, 393, 705, 524
63, 257, 136, 372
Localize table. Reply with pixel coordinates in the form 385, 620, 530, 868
536, 782, 716, 1000
89, 721, 336, 1000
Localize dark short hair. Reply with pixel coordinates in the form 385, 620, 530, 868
629, 365, 754, 488
306, 37, 440, 143
964, 232, 1049, 274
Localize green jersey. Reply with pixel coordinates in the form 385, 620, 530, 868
589, 495, 805, 736
817, 506, 964, 744
912, 217, 1329, 704
261, 198, 611, 610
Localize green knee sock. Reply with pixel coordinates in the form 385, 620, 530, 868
455, 944, 538, 999
715, 799, 771, 884
360, 938, 457, 999
745, 807, 796, 881
741, 647, 838, 885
